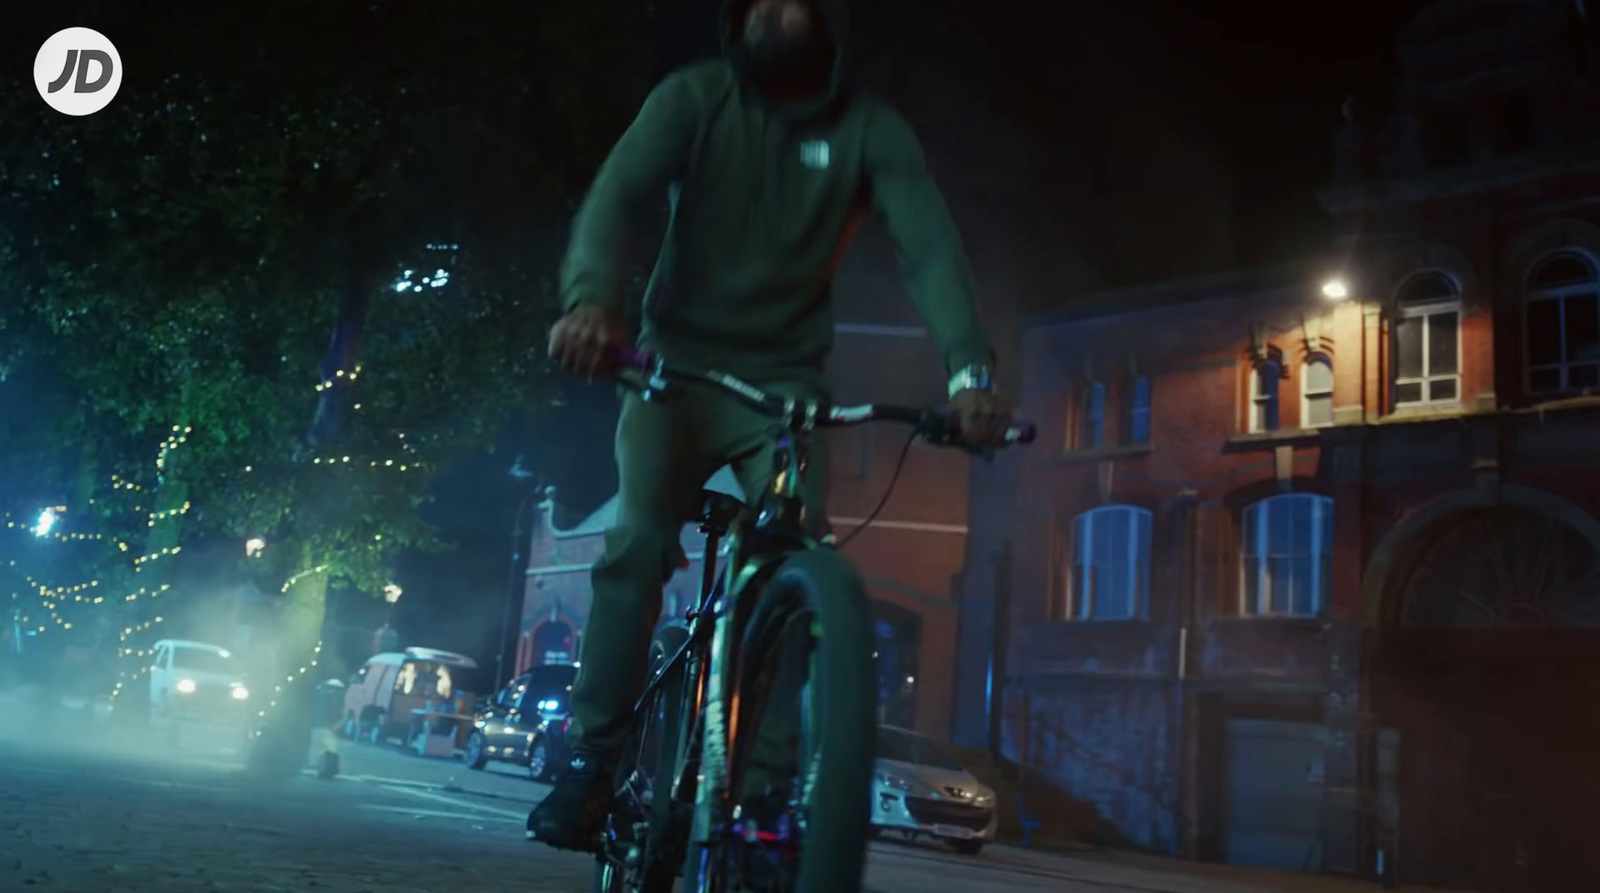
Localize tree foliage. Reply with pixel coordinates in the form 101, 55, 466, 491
1, 1, 651, 664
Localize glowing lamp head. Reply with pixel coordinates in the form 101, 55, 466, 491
245, 537, 266, 558
34, 508, 59, 538
1321, 279, 1349, 301
383, 583, 403, 604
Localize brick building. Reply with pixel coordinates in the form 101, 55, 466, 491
517, 324, 975, 740
954, 2, 1600, 890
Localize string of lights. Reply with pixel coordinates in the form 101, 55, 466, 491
250, 640, 324, 729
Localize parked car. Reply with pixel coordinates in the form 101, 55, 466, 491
148, 639, 251, 723
463, 662, 576, 782
870, 724, 998, 854
342, 647, 479, 745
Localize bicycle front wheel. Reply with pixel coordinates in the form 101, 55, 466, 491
715, 547, 879, 893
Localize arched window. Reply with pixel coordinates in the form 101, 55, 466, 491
1076, 381, 1106, 449
1394, 272, 1461, 406
1249, 360, 1280, 433
1301, 354, 1334, 428
1061, 505, 1152, 621
1525, 250, 1600, 394
1240, 494, 1333, 618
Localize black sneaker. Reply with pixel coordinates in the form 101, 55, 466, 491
525, 753, 611, 852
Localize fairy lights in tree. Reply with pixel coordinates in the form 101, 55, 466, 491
249, 640, 324, 731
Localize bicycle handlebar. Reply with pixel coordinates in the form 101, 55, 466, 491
613, 345, 1037, 448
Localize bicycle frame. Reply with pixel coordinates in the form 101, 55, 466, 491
599, 348, 1033, 890
612, 419, 824, 888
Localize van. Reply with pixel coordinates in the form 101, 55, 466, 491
341, 647, 478, 744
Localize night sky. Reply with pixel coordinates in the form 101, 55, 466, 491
7, 0, 1436, 668
390, 0, 1435, 668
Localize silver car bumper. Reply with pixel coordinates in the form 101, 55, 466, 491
871, 789, 997, 841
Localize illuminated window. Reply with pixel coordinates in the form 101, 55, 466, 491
1249, 360, 1280, 432
1394, 273, 1461, 406
1301, 355, 1334, 428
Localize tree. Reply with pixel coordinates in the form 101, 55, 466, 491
0, 0, 651, 761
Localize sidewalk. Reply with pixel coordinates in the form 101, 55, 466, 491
982, 845, 1466, 893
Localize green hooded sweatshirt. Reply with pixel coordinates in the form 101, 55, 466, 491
558, 0, 993, 386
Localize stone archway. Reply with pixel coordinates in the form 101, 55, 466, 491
1364, 488, 1600, 892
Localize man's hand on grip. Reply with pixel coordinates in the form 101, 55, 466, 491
548, 303, 626, 379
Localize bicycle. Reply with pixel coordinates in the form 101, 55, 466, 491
586, 345, 1035, 893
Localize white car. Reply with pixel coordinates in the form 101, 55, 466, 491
871, 725, 998, 854
148, 639, 250, 722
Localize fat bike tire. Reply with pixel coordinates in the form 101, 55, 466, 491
689, 547, 877, 893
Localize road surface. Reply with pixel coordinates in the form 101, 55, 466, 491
0, 710, 1421, 893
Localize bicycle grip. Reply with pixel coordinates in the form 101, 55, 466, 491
613, 344, 654, 371
1007, 420, 1037, 444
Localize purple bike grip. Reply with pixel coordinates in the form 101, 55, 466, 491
1009, 420, 1037, 444
613, 344, 655, 371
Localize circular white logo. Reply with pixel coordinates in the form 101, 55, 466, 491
34, 28, 122, 117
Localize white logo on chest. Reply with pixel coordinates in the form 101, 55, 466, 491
799, 139, 831, 170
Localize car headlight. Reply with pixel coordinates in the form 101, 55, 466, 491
874, 770, 928, 795
537, 698, 560, 711
231, 686, 249, 700
175, 678, 197, 694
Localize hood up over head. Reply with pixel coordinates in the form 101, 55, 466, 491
721, 0, 849, 116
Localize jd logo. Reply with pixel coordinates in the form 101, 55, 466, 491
34, 27, 122, 117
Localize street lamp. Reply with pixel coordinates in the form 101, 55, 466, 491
382, 583, 402, 624
245, 537, 266, 558
1321, 278, 1349, 301
372, 583, 403, 655
33, 508, 59, 538
498, 457, 540, 690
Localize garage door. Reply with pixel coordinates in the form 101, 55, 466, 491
1224, 718, 1328, 872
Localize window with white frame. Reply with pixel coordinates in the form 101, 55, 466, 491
1076, 381, 1106, 449
1126, 376, 1151, 445
1301, 354, 1334, 428
1525, 250, 1600, 394
1249, 360, 1280, 432
1061, 505, 1152, 621
1240, 493, 1333, 618
1393, 272, 1461, 406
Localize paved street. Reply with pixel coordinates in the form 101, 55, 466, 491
0, 709, 1426, 893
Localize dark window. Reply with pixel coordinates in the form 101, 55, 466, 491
1062, 505, 1153, 621
1127, 376, 1151, 444
1423, 104, 1472, 169
1077, 382, 1105, 449
1526, 251, 1600, 394
1495, 92, 1538, 156
1241, 494, 1333, 618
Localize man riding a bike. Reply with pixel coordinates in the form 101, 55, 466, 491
529, 0, 1013, 854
